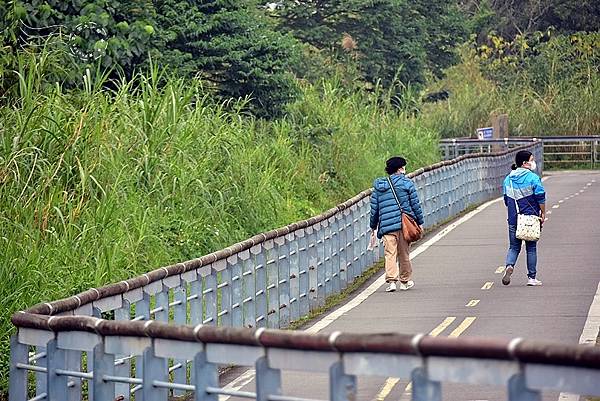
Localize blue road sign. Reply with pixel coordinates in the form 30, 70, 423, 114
477, 127, 494, 139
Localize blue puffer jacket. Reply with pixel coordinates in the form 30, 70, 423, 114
369, 174, 424, 238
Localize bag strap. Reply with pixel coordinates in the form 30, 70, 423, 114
387, 176, 404, 216
509, 175, 537, 214
509, 179, 521, 214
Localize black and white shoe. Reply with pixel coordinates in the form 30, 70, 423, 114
502, 266, 514, 285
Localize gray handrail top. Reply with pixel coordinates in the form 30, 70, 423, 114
11, 313, 600, 370
19, 143, 538, 318
440, 135, 600, 144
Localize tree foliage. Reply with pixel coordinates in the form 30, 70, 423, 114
1, 0, 156, 70
460, 0, 600, 40
0, 0, 300, 117
153, 0, 299, 117
273, 0, 467, 89
475, 31, 600, 90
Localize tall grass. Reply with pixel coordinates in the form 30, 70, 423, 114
0, 50, 439, 396
422, 58, 600, 138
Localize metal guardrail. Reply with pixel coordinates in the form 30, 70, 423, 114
10, 316, 600, 401
11, 143, 576, 401
439, 136, 600, 169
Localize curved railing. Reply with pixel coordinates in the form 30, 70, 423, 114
10, 314, 600, 401
12, 143, 584, 401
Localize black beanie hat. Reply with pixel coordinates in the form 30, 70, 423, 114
385, 157, 407, 175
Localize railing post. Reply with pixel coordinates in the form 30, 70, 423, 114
92, 341, 115, 401
135, 290, 151, 401
508, 372, 541, 401
315, 221, 326, 307
142, 345, 168, 401
155, 283, 169, 322
35, 345, 47, 400
297, 229, 310, 317
287, 232, 300, 323
173, 275, 189, 395
253, 244, 268, 328
216, 258, 232, 327
322, 219, 333, 298
329, 360, 356, 401
306, 226, 319, 312
229, 254, 243, 327
189, 272, 203, 325
46, 339, 68, 401
351, 206, 361, 277
338, 214, 348, 289
256, 356, 282, 401
276, 236, 290, 328
9, 335, 27, 401
115, 298, 132, 401
343, 209, 355, 282
330, 216, 341, 295
66, 350, 82, 401
241, 249, 256, 328
204, 265, 218, 325
194, 350, 218, 401
173, 275, 188, 324
264, 239, 280, 328
411, 366, 441, 401
358, 201, 369, 274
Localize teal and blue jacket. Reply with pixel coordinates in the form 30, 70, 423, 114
369, 174, 424, 238
503, 168, 546, 226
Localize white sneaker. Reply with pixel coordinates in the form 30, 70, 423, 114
385, 282, 397, 292
527, 278, 542, 286
399, 281, 414, 291
502, 266, 514, 285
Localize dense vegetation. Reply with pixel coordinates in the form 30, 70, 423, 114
0, 0, 598, 397
424, 31, 600, 137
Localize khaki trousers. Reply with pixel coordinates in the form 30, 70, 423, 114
382, 231, 412, 283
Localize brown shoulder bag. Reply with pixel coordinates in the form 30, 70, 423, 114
387, 177, 423, 243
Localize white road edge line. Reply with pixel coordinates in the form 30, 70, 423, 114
558, 281, 600, 401
219, 369, 256, 401
220, 195, 506, 399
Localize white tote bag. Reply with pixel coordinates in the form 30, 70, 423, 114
510, 180, 541, 242
516, 214, 541, 241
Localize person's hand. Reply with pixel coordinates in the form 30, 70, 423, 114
539, 212, 546, 226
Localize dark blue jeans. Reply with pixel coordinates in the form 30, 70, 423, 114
505, 225, 537, 279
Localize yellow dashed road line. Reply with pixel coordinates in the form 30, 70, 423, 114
375, 317, 457, 401
449, 317, 477, 337
466, 299, 480, 307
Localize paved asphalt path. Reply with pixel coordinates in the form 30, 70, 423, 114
220, 171, 600, 401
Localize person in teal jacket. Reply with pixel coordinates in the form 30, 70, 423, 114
501, 150, 546, 287
370, 157, 424, 292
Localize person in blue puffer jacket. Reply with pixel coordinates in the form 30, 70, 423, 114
501, 150, 546, 287
370, 157, 424, 292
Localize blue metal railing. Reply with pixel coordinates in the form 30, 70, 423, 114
10, 143, 582, 401
439, 136, 599, 168
9, 317, 600, 401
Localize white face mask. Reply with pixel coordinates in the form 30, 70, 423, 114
528, 160, 537, 171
